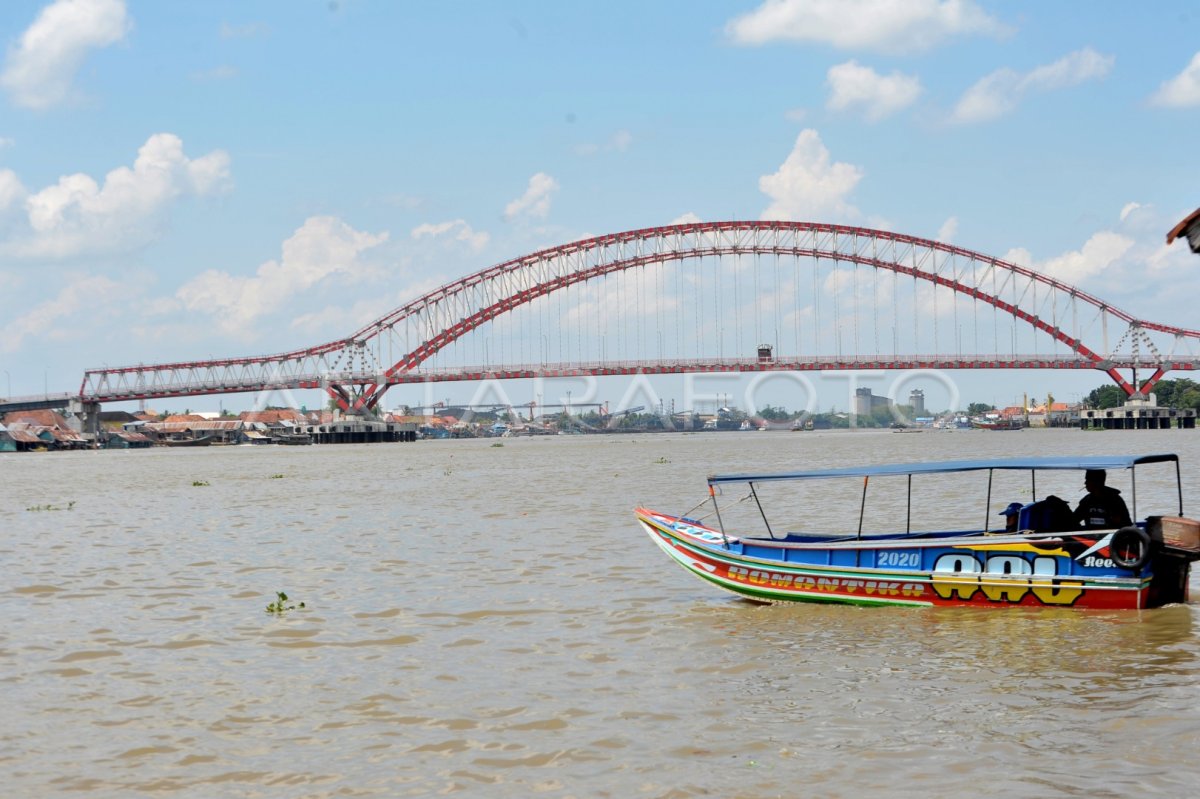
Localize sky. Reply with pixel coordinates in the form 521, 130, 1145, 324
1, 0, 1198, 416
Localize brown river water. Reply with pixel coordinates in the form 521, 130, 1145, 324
3, 429, 1200, 798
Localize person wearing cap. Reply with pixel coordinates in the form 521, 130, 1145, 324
1072, 469, 1132, 530
998, 502, 1023, 532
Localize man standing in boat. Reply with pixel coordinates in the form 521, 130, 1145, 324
1073, 469, 1132, 529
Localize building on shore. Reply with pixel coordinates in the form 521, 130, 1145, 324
1, 410, 90, 450
909, 389, 925, 418
853, 388, 892, 420
133, 419, 245, 445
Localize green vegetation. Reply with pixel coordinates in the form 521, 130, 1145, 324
1084, 378, 1200, 411
269, 473, 285, 479
192, 480, 210, 487
265, 591, 305, 615
1082, 384, 1126, 409
756, 404, 791, 421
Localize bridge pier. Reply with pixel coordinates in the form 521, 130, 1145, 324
1079, 402, 1196, 430
299, 415, 417, 443
66, 398, 103, 442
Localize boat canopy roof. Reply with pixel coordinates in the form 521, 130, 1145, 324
708, 453, 1179, 485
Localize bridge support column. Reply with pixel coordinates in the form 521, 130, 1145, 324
67, 398, 102, 444
328, 383, 389, 418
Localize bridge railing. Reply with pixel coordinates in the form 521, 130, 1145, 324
68, 351, 1200, 403
401, 353, 1106, 375
0, 392, 76, 404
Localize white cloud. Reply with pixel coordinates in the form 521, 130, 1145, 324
1, 274, 123, 353
1150, 52, 1200, 108
2, 133, 230, 258
576, 129, 633, 156
291, 296, 399, 336
0, 168, 27, 213
174, 216, 389, 337
726, 0, 1009, 54
411, 219, 490, 252
1001, 246, 1033, 269
1004, 231, 1133, 285
999, 207, 1198, 328
759, 129, 863, 221
951, 48, 1113, 124
1119, 203, 1142, 223
1024, 48, 1112, 90
1113, 203, 1192, 276
504, 173, 558, 221
936, 216, 958, 244
288, 274, 445, 340
0, 0, 131, 109
952, 68, 1021, 123
826, 60, 921, 121
670, 212, 702, 225
0, 137, 14, 149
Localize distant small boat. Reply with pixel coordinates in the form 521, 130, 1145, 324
971, 417, 1023, 431
161, 435, 214, 447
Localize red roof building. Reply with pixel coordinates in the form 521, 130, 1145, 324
240, 409, 307, 425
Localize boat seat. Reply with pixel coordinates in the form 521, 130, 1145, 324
1016, 496, 1077, 533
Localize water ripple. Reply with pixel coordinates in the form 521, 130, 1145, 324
3, 435, 1200, 797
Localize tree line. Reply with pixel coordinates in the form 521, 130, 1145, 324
1084, 378, 1200, 411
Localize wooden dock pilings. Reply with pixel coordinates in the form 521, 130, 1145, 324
300, 419, 418, 443
1079, 405, 1196, 430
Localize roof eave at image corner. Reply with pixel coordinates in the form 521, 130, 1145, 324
1167, 208, 1200, 253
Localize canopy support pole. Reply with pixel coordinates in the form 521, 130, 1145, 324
985, 469, 993, 532
906, 474, 912, 535
749, 483, 775, 539
1177, 460, 1184, 516
708, 483, 730, 549
1131, 468, 1137, 521
857, 476, 869, 540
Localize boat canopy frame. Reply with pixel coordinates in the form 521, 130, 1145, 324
705, 454, 1184, 544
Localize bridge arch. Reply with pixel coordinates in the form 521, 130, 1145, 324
81, 222, 1200, 407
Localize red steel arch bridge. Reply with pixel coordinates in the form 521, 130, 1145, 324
73, 221, 1200, 412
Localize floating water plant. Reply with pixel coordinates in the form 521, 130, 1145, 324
192, 480, 210, 487
654, 456, 671, 464
26, 501, 75, 512
265, 591, 305, 615
269, 474, 286, 479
